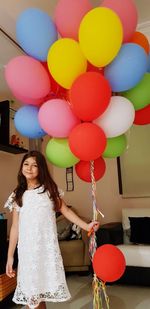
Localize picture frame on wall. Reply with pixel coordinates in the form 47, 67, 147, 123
117, 125, 150, 198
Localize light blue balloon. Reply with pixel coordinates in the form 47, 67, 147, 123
14, 105, 46, 139
104, 43, 148, 92
16, 8, 58, 61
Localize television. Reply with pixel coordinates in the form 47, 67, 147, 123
0, 100, 9, 145
0, 100, 28, 154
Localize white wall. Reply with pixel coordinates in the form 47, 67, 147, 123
52, 158, 150, 225
0, 152, 25, 233
1, 149, 150, 234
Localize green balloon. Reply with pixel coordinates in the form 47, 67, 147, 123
103, 134, 127, 158
121, 73, 150, 111
46, 138, 79, 168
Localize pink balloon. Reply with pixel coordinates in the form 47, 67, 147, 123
54, 0, 92, 41
12, 90, 46, 106
100, 0, 138, 42
5, 56, 51, 100
38, 99, 80, 137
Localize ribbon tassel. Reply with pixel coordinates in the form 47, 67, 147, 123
89, 160, 110, 309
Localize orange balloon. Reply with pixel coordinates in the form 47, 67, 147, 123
130, 31, 149, 54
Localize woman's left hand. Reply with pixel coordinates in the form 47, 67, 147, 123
87, 221, 100, 233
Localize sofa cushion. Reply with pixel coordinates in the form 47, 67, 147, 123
122, 208, 150, 230
122, 208, 150, 244
123, 228, 131, 245
129, 217, 150, 244
59, 240, 84, 266
117, 244, 150, 267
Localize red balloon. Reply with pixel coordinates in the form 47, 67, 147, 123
93, 244, 126, 283
87, 62, 104, 74
41, 62, 68, 100
75, 157, 106, 182
48, 74, 68, 100
69, 123, 106, 161
70, 72, 111, 121
134, 104, 150, 125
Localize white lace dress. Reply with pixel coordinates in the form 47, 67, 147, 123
4, 186, 71, 308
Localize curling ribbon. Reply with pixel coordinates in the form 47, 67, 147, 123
89, 160, 110, 309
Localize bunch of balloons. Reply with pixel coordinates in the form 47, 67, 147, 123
4, 0, 150, 183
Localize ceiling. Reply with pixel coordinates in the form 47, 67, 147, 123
0, 0, 150, 101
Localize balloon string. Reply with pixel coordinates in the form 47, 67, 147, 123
93, 275, 110, 309
90, 160, 104, 220
90, 161, 110, 309
89, 160, 99, 260
125, 128, 131, 151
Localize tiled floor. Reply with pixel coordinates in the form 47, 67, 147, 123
1, 274, 150, 309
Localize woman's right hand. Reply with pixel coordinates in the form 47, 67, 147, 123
6, 257, 15, 278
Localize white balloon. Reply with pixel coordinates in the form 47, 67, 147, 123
94, 96, 135, 137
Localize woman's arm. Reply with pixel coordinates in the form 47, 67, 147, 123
6, 209, 19, 278
60, 200, 99, 232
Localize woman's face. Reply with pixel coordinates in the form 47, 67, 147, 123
22, 156, 39, 181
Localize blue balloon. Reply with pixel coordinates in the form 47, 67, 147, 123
104, 43, 148, 92
14, 105, 46, 139
16, 8, 58, 61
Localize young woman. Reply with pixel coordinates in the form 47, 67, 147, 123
5, 150, 99, 309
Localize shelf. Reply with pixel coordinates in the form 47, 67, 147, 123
0, 144, 28, 154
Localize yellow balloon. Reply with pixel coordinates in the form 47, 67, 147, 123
47, 38, 87, 89
79, 7, 123, 67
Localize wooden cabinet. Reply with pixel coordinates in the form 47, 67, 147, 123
0, 219, 17, 301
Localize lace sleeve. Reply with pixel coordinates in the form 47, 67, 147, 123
4, 192, 20, 212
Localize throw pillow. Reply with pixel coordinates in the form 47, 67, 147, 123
69, 224, 82, 240
56, 214, 72, 240
129, 217, 150, 244
123, 228, 131, 245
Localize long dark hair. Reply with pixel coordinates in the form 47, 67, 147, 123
13, 150, 62, 211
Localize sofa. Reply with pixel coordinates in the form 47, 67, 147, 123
96, 208, 150, 286
56, 211, 91, 272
